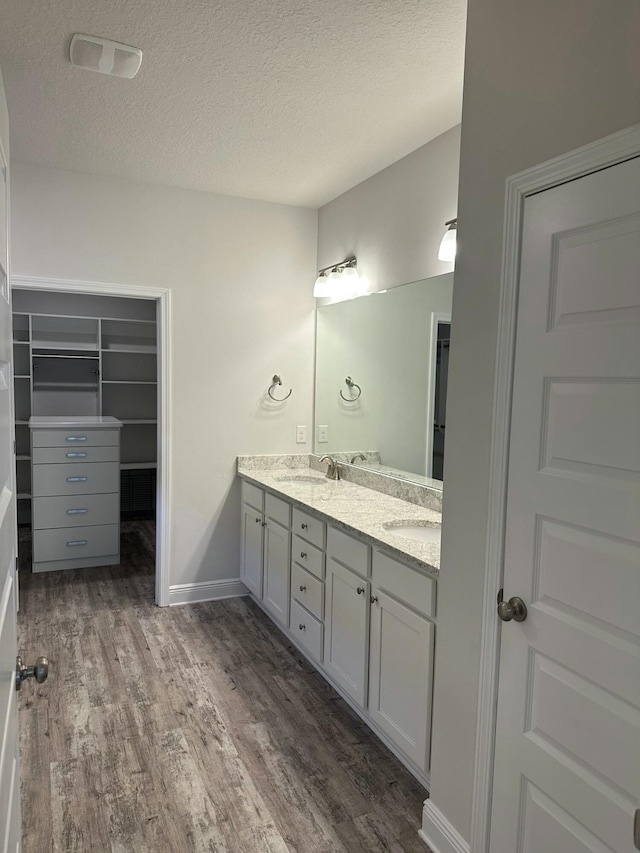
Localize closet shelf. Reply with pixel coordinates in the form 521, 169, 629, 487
14, 375, 30, 379
120, 419, 158, 425
13, 340, 29, 346
16, 455, 31, 461
101, 346, 157, 354
102, 380, 157, 385
17, 492, 31, 500
120, 462, 157, 470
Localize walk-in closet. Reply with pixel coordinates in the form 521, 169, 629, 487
12, 288, 158, 574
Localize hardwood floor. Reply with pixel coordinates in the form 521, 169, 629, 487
17, 523, 428, 852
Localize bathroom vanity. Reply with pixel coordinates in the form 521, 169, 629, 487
238, 457, 442, 787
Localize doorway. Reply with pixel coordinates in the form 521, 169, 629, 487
11, 276, 171, 605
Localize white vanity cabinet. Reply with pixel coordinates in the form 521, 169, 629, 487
262, 494, 291, 627
238, 476, 438, 786
368, 551, 436, 774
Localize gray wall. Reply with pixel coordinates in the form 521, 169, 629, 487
11, 164, 317, 590
318, 125, 461, 292
429, 0, 640, 844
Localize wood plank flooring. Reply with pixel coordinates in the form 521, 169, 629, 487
17, 523, 428, 852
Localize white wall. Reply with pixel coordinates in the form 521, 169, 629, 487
318, 126, 461, 292
428, 0, 640, 847
11, 164, 317, 588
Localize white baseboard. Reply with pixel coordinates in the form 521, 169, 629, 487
168, 578, 248, 606
419, 800, 470, 853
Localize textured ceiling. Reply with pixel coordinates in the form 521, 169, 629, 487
0, 0, 466, 207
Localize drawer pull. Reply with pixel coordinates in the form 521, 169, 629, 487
66, 476, 88, 483
357, 586, 365, 595
255, 517, 261, 523
300, 551, 307, 559
66, 452, 87, 458
299, 585, 306, 592
299, 623, 306, 631
371, 595, 378, 604
66, 540, 88, 547
66, 508, 88, 515
66, 436, 87, 442
301, 523, 308, 530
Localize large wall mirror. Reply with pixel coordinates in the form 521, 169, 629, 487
314, 273, 453, 487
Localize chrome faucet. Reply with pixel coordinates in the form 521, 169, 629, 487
319, 454, 340, 480
350, 453, 366, 464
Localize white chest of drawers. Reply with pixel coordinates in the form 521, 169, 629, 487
29, 416, 122, 572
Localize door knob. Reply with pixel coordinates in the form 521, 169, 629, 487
497, 591, 527, 623
15, 655, 49, 691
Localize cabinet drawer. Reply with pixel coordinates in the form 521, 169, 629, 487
372, 550, 436, 618
265, 493, 291, 529
290, 598, 323, 663
32, 462, 120, 497
32, 428, 120, 448
292, 508, 325, 549
33, 524, 119, 563
32, 445, 119, 465
241, 481, 264, 512
33, 493, 120, 530
291, 563, 324, 620
327, 525, 369, 576
291, 534, 324, 579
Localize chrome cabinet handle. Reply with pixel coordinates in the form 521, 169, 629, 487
262, 521, 267, 527
298, 623, 306, 631
66, 540, 88, 547
255, 517, 261, 523
66, 452, 87, 458
357, 587, 365, 595
66, 436, 87, 442
371, 595, 378, 604
66, 476, 88, 482
300, 551, 307, 559
66, 508, 87, 515
299, 585, 306, 592
301, 523, 308, 530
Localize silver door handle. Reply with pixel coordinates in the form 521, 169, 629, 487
16, 656, 49, 691
66, 477, 88, 482
497, 590, 527, 622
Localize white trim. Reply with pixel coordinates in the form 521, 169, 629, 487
469, 121, 640, 852
10, 274, 173, 607
420, 800, 470, 853
425, 311, 451, 478
168, 578, 248, 606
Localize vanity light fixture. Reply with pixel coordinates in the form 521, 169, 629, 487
438, 218, 457, 262
313, 256, 361, 298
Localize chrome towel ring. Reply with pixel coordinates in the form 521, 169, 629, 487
340, 376, 362, 401
268, 374, 292, 401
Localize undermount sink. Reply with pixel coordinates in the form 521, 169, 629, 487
382, 520, 442, 544
276, 474, 326, 485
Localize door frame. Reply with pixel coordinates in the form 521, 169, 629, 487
425, 311, 451, 478
470, 122, 640, 852
10, 274, 172, 607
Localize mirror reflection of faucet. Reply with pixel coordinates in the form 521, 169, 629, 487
319, 454, 341, 480
350, 453, 366, 464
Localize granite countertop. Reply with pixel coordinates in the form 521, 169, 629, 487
237, 466, 442, 577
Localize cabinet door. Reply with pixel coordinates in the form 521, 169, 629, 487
324, 557, 369, 707
263, 519, 290, 627
241, 503, 263, 597
369, 588, 434, 773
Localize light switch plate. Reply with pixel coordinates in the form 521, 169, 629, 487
296, 425, 307, 444
318, 424, 328, 443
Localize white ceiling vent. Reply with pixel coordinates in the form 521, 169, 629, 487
69, 34, 142, 79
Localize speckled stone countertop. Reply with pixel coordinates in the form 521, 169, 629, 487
237, 464, 442, 578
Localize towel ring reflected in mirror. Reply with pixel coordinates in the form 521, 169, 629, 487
340, 376, 362, 401
268, 374, 292, 401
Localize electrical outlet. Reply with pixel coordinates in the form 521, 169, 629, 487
296, 425, 307, 444
318, 424, 329, 443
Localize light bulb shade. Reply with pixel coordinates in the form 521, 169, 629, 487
313, 273, 332, 297
341, 265, 362, 297
438, 222, 457, 262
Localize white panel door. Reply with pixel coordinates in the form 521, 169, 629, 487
0, 138, 21, 851
324, 557, 369, 707
240, 503, 263, 597
368, 588, 434, 773
263, 519, 290, 627
491, 155, 640, 853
